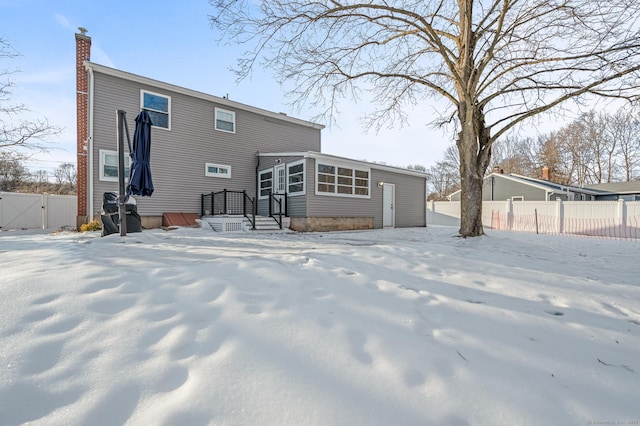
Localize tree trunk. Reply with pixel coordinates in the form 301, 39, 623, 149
457, 101, 492, 237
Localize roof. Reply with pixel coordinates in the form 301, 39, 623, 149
447, 172, 612, 199
85, 61, 325, 131
508, 174, 609, 196
583, 182, 640, 194
258, 151, 429, 179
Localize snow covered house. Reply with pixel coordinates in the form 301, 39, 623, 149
75, 30, 427, 231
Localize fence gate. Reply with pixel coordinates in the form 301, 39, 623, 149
0, 192, 77, 230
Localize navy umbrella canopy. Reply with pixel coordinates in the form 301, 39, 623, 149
127, 110, 154, 197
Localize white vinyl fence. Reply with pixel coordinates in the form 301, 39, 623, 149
428, 199, 640, 240
0, 192, 77, 230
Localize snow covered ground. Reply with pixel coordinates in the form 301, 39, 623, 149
0, 225, 638, 425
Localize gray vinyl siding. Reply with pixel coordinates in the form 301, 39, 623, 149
305, 159, 427, 228
375, 169, 427, 228
483, 177, 547, 201
90, 72, 320, 217
306, 158, 378, 223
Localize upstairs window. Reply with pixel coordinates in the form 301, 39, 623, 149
215, 108, 235, 133
141, 90, 170, 129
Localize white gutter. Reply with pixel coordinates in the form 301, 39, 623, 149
88, 66, 95, 219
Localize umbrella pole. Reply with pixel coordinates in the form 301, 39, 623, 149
117, 109, 128, 237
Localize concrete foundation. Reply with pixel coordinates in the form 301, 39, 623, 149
290, 217, 374, 232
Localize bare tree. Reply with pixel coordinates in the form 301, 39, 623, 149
54, 162, 77, 188
608, 109, 640, 182
489, 136, 537, 176
426, 159, 460, 201
1, 38, 60, 152
573, 111, 617, 183
210, 1, 640, 236
0, 151, 29, 191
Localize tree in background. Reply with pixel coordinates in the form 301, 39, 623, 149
608, 110, 640, 182
0, 151, 28, 191
489, 136, 537, 177
539, 108, 639, 185
427, 107, 640, 191
210, 1, 640, 237
1, 38, 60, 153
54, 163, 77, 191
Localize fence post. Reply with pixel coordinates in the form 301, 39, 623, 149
223, 189, 227, 215
243, 190, 247, 215
210, 192, 214, 215
618, 199, 626, 239
42, 193, 48, 229
506, 199, 513, 230
556, 198, 563, 235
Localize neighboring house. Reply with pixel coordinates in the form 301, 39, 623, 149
583, 182, 640, 201
75, 30, 427, 231
448, 172, 613, 202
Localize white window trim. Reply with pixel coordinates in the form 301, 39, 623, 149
258, 168, 273, 200
215, 107, 236, 134
205, 162, 232, 179
287, 159, 306, 197
315, 161, 371, 199
512, 196, 525, 201
140, 89, 171, 130
99, 149, 130, 182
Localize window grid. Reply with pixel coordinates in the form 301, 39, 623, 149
316, 163, 369, 197
287, 161, 305, 195
259, 170, 273, 198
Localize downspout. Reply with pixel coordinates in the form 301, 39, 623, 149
88, 65, 95, 219
255, 151, 260, 199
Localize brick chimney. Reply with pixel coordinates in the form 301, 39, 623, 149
542, 166, 550, 180
76, 28, 91, 227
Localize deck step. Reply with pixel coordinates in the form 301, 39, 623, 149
201, 215, 290, 232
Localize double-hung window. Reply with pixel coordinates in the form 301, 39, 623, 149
99, 149, 130, 182
215, 108, 235, 133
141, 90, 170, 129
316, 162, 370, 198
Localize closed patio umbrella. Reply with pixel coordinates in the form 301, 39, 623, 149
127, 110, 154, 196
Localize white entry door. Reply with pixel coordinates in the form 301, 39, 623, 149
383, 183, 395, 228
274, 164, 286, 194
